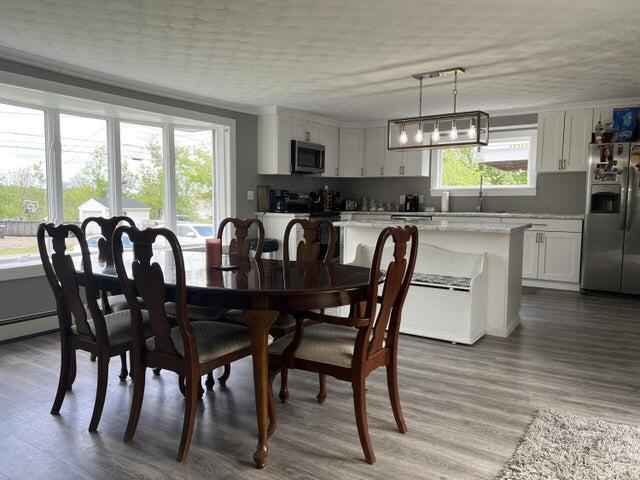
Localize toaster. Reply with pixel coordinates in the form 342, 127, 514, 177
343, 200, 359, 211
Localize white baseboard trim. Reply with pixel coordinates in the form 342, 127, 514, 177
523, 279, 580, 291
0, 315, 58, 343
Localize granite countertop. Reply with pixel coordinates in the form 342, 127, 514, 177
344, 211, 584, 220
334, 220, 532, 234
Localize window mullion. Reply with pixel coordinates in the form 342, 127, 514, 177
44, 107, 63, 223
163, 124, 176, 232
107, 119, 122, 215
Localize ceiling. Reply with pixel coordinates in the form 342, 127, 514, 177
0, 0, 639, 122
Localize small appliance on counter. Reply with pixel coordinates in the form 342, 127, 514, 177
270, 189, 288, 212
343, 199, 359, 211
284, 191, 312, 212
404, 193, 420, 212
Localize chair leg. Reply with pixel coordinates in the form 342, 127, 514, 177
217, 364, 231, 385
90, 353, 96, 362
124, 362, 146, 443
386, 356, 407, 434
179, 375, 204, 399
51, 342, 73, 414
176, 369, 199, 462
153, 367, 162, 376
316, 373, 327, 403
278, 368, 289, 403
352, 378, 376, 464
118, 352, 128, 381
205, 372, 215, 390
67, 350, 77, 391
89, 355, 110, 433
267, 370, 278, 439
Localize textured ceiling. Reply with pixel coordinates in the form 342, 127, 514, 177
0, 0, 639, 121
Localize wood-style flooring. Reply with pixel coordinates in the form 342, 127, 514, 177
0, 289, 638, 479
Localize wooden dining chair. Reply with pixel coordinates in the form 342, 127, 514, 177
278, 217, 337, 404
268, 225, 418, 464
37, 222, 153, 433
81, 215, 136, 380
113, 225, 253, 461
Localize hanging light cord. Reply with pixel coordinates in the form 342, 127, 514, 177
452, 70, 458, 113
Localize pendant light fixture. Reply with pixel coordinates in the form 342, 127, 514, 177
387, 67, 489, 151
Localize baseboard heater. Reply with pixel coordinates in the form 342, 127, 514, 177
0, 310, 57, 327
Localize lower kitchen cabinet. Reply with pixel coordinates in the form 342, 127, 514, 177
537, 231, 581, 283
522, 230, 540, 279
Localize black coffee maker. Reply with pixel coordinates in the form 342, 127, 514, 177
270, 189, 288, 212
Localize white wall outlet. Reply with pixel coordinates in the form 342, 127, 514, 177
247, 190, 255, 201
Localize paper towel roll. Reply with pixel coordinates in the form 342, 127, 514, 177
441, 191, 450, 212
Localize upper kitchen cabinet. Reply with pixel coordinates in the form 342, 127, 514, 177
364, 126, 385, 176
339, 128, 364, 177
258, 112, 292, 175
363, 125, 430, 177
291, 117, 321, 142
536, 108, 592, 173
319, 124, 339, 178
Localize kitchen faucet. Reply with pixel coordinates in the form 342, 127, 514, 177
477, 173, 484, 212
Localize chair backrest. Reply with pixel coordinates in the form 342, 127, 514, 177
217, 217, 265, 259
37, 222, 107, 343
113, 225, 196, 361
357, 226, 418, 363
283, 218, 336, 263
80, 216, 135, 266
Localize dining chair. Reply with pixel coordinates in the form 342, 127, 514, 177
278, 217, 337, 404
268, 225, 418, 464
113, 225, 253, 461
81, 215, 136, 380
37, 222, 153, 433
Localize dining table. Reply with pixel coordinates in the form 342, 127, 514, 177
74, 249, 372, 468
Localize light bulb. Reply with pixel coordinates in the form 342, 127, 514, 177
450, 120, 458, 140
414, 127, 424, 143
399, 126, 408, 144
432, 122, 440, 142
467, 119, 476, 139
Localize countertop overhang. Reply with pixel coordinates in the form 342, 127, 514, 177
334, 220, 532, 234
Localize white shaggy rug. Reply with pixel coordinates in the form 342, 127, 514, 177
496, 409, 640, 479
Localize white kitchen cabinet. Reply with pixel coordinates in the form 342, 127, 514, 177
537, 108, 592, 173
384, 140, 403, 177
522, 230, 540, 279
537, 231, 581, 283
319, 124, 339, 178
339, 128, 364, 177
537, 110, 566, 172
257, 113, 292, 175
402, 150, 430, 176
364, 127, 385, 176
562, 108, 593, 172
291, 117, 321, 142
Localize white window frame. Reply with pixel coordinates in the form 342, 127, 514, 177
0, 80, 235, 281
430, 127, 538, 197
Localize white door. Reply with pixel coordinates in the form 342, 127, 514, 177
537, 231, 581, 282
339, 128, 364, 177
363, 127, 385, 176
291, 117, 308, 141
522, 230, 540, 279
320, 124, 339, 177
562, 108, 593, 172
402, 150, 429, 176
536, 110, 565, 172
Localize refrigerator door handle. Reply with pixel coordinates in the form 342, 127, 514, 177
620, 166, 629, 231
626, 167, 635, 231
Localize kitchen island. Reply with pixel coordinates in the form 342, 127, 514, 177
335, 219, 532, 338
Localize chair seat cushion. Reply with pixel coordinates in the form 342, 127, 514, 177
72, 310, 152, 347
164, 302, 226, 321
146, 321, 251, 364
269, 323, 358, 368
105, 294, 144, 313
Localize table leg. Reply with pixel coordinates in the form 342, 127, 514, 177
243, 310, 278, 469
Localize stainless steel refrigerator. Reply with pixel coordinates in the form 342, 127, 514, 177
582, 142, 640, 293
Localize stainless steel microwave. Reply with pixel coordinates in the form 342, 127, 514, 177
291, 140, 325, 174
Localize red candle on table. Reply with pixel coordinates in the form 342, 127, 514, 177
205, 238, 222, 267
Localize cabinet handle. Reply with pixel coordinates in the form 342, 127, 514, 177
558, 159, 562, 170
539, 232, 545, 243
380, 166, 383, 176
562, 159, 567, 170
361, 167, 363, 176
535, 231, 540, 243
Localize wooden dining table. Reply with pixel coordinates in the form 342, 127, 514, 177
74, 250, 372, 468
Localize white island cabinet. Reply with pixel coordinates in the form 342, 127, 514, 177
336, 219, 531, 339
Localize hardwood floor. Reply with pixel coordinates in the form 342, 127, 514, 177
0, 289, 638, 479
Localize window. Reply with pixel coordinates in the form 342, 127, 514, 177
431, 128, 537, 196
60, 114, 108, 224
0, 103, 47, 267
120, 122, 164, 227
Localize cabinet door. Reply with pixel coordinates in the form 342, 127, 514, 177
562, 108, 593, 172
363, 127, 385, 176
384, 126, 403, 177
320, 124, 339, 177
291, 117, 308, 141
307, 122, 321, 143
338, 128, 364, 177
403, 150, 429, 176
522, 230, 539, 279
277, 114, 292, 174
538, 231, 581, 282
536, 110, 565, 172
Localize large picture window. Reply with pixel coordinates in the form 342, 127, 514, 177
0, 103, 47, 267
431, 128, 537, 196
